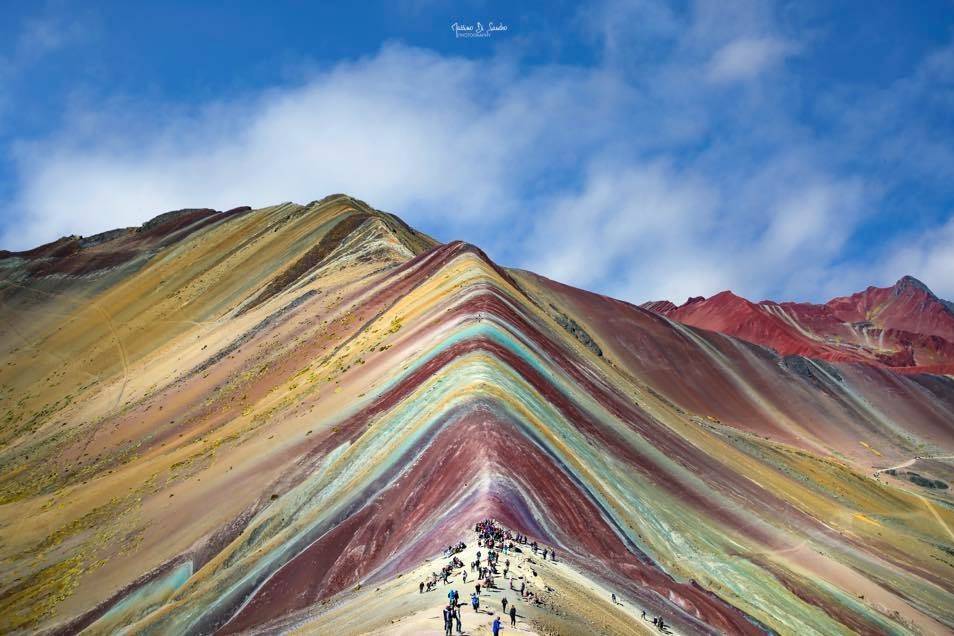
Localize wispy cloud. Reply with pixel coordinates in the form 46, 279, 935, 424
880, 217, 954, 299
1, 10, 89, 75
0, 8, 93, 126
2, 45, 628, 249
706, 36, 795, 83
1, 0, 952, 306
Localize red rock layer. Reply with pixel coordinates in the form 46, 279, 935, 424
642, 276, 954, 374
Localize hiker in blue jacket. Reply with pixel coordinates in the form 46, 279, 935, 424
492, 615, 503, 635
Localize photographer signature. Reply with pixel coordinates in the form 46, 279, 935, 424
451, 21, 508, 38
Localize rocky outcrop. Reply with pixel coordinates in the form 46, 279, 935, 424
642, 277, 954, 374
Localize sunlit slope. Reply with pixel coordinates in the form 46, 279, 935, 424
643, 277, 954, 374
0, 198, 952, 635
0, 194, 433, 451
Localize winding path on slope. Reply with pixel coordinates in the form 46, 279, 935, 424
0, 297, 99, 381
874, 454, 954, 475
873, 454, 954, 543
0, 279, 130, 413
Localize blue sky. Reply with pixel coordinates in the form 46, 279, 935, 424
1, 1, 953, 304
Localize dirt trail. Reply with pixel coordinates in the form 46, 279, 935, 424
873, 454, 954, 543
280, 524, 664, 636
0, 279, 130, 411
874, 454, 954, 475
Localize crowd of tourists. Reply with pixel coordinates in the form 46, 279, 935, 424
418, 518, 670, 634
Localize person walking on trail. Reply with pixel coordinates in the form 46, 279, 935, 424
492, 615, 503, 636
509, 604, 517, 626
462, 569, 468, 583
502, 597, 508, 613
612, 593, 617, 604
471, 592, 480, 612
476, 582, 481, 596
454, 604, 463, 635
419, 581, 424, 594
443, 605, 453, 636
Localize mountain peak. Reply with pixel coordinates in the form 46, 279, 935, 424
893, 274, 933, 296
640, 275, 954, 372
3, 196, 954, 636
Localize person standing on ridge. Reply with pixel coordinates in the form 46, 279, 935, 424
443, 605, 453, 636
492, 615, 503, 636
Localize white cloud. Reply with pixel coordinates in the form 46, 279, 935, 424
1, 0, 951, 308
706, 36, 795, 83
879, 216, 954, 300
520, 159, 867, 304
758, 180, 865, 261
0, 10, 93, 129
523, 161, 718, 295
3, 45, 630, 249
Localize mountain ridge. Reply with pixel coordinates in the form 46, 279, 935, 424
643, 275, 954, 374
1, 196, 953, 635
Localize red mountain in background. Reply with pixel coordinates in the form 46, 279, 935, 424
642, 276, 954, 375
3, 197, 953, 634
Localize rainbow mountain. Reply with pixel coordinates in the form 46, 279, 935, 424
1, 195, 953, 635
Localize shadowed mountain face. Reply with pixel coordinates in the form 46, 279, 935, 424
1, 196, 953, 635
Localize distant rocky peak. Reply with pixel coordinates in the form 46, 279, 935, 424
893, 275, 933, 297
892, 275, 954, 317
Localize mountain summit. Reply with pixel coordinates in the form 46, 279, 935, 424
643, 276, 954, 373
1, 196, 952, 635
